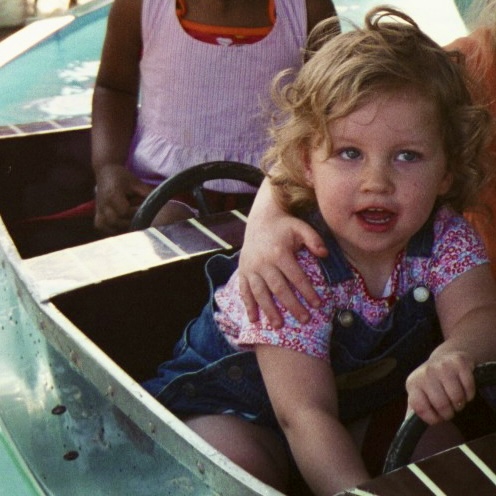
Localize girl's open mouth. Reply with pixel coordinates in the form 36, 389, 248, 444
356, 208, 397, 230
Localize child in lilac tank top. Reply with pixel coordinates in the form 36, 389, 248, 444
91, 0, 337, 234
143, 8, 496, 494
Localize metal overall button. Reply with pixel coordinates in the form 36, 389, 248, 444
338, 310, 354, 328
413, 286, 430, 303
182, 382, 197, 398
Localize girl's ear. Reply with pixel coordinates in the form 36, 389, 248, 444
302, 148, 314, 186
437, 170, 453, 196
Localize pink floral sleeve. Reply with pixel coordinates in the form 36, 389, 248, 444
424, 208, 488, 295
214, 249, 336, 361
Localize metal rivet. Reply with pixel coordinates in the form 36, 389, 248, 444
63, 451, 79, 461
69, 350, 80, 368
227, 365, 243, 381
182, 383, 196, 397
51, 405, 67, 415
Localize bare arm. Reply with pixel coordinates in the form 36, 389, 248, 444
256, 345, 369, 495
239, 178, 328, 327
306, 0, 338, 32
406, 264, 496, 424
238, 3, 338, 325
92, 0, 153, 233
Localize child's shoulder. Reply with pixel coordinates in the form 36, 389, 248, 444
434, 206, 475, 236
295, 247, 328, 284
433, 206, 486, 258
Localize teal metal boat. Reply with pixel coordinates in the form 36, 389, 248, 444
0, 123, 278, 495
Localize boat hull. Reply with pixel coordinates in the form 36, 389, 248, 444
0, 212, 281, 495
0, 118, 279, 494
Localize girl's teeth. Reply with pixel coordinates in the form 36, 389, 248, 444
361, 209, 392, 224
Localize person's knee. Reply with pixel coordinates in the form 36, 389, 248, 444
151, 200, 197, 226
185, 415, 289, 491
236, 431, 289, 491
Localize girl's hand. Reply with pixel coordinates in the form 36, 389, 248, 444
405, 351, 476, 425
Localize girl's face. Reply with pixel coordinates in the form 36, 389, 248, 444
305, 89, 452, 268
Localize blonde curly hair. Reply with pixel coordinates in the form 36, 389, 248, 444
264, 6, 493, 217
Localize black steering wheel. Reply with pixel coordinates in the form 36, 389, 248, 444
383, 361, 496, 473
130, 161, 264, 231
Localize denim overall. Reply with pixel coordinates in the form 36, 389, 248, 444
143, 216, 442, 425
314, 215, 443, 421
142, 253, 280, 429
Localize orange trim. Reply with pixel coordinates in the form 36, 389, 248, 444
176, 0, 186, 17
180, 18, 271, 37
268, 0, 276, 25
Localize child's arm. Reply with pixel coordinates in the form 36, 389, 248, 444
91, 0, 153, 234
238, 179, 328, 327
256, 345, 369, 495
406, 264, 496, 424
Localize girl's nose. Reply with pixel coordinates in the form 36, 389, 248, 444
360, 161, 394, 194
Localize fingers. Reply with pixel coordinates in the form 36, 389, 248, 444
94, 206, 132, 234
94, 192, 135, 234
406, 355, 476, 425
237, 212, 326, 327
238, 242, 323, 326
240, 266, 309, 328
132, 181, 155, 199
239, 259, 316, 328
239, 273, 283, 327
239, 275, 259, 323
407, 380, 461, 425
298, 222, 329, 259
94, 166, 152, 234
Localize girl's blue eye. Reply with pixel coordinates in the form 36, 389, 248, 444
397, 150, 419, 162
339, 148, 361, 160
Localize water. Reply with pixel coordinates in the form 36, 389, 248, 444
0, 1, 85, 28
0, 0, 468, 127
0, 1, 109, 126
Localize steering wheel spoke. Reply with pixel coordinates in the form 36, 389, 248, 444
192, 185, 210, 216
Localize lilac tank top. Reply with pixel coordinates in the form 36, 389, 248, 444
129, 0, 307, 191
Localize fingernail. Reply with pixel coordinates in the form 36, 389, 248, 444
300, 313, 310, 324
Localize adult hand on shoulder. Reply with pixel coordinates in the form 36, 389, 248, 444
239, 214, 328, 328
94, 164, 154, 235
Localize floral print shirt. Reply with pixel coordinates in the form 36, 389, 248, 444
213, 208, 488, 362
